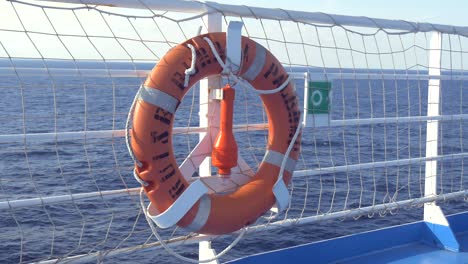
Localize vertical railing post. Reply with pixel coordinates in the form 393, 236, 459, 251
198, 12, 222, 264
421, 31, 460, 252
199, 13, 222, 179
424, 32, 442, 211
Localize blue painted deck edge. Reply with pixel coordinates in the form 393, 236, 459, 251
228, 211, 468, 264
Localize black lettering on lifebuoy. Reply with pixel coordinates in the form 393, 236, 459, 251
214, 41, 225, 59
159, 164, 174, 173
243, 44, 249, 63
172, 71, 186, 90
174, 183, 185, 197
215, 41, 222, 53
273, 74, 286, 87
172, 179, 181, 191
161, 170, 176, 183
169, 179, 185, 199
200, 47, 207, 56
171, 78, 185, 90
280, 90, 297, 111
263, 63, 275, 79
264, 62, 281, 80
151, 131, 169, 144
280, 89, 300, 150
152, 152, 169, 161
161, 164, 176, 182
197, 48, 212, 68
154, 108, 172, 125
169, 180, 178, 197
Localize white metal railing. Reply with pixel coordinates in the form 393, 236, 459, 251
2, 151, 468, 211
38, 0, 468, 36
2, 67, 468, 81
1, 0, 468, 263
0, 124, 269, 143
33, 189, 468, 264
2, 114, 467, 143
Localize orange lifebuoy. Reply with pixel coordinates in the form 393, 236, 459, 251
131, 32, 301, 235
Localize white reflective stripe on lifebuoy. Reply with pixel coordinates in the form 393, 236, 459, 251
184, 194, 211, 232
262, 150, 297, 173
147, 179, 208, 229
241, 43, 266, 81
139, 85, 179, 114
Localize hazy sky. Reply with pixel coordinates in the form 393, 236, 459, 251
213, 0, 467, 27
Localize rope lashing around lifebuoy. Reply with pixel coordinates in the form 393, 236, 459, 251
125, 86, 150, 187
184, 43, 197, 87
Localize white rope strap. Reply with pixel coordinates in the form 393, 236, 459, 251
255, 75, 291, 95
140, 188, 246, 264
272, 114, 303, 213
202, 36, 291, 95
125, 85, 151, 187
184, 43, 197, 87
203, 37, 226, 69
125, 85, 153, 187
146, 179, 208, 229
125, 85, 143, 168
133, 168, 148, 187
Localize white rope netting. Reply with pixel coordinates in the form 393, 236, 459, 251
0, 0, 467, 263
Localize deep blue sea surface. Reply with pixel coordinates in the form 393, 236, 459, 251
1, 59, 467, 263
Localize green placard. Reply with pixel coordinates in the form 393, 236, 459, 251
307, 81, 331, 114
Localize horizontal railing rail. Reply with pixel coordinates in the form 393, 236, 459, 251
36, 189, 468, 264
1, 1, 467, 263
2, 151, 467, 210
2, 113, 467, 144
2, 66, 468, 81
37, 0, 468, 36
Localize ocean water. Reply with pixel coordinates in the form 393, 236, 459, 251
1, 60, 468, 263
